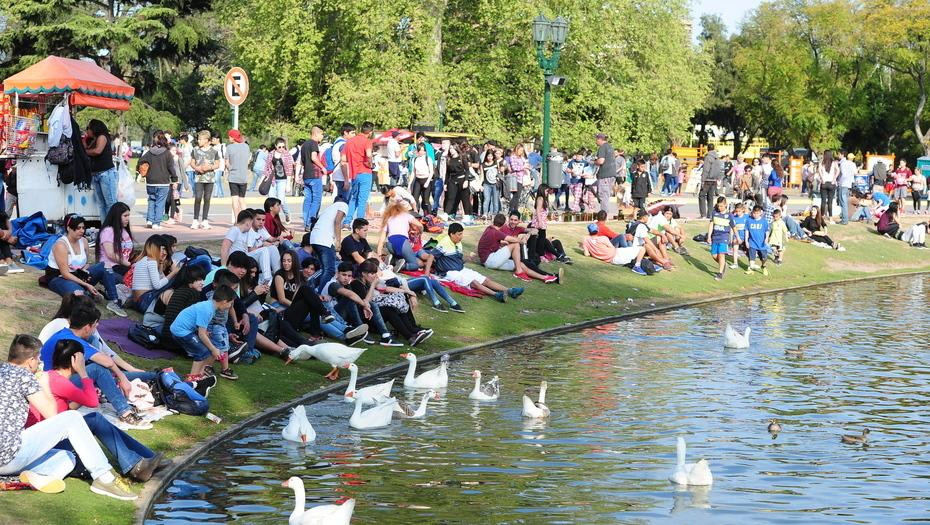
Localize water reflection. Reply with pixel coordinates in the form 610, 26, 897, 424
148, 277, 930, 524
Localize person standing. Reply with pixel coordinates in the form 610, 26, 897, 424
138, 131, 177, 230
699, 143, 722, 219
629, 160, 651, 211
301, 126, 327, 231
211, 136, 226, 198
386, 131, 403, 186
593, 133, 616, 214
343, 121, 375, 227
818, 150, 840, 221
264, 138, 294, 223
432, 140, 451, 215
189, 130, 219, 230
332, 123, 356, 204
225, 129, 251, 225
409, 144, 434, 213
179, 134, 195, 196
405, 132, 436, 184
443, 145, 471, 218
837, 152, 857, 225
250, 145, 268, 192
83, 120, 118, 221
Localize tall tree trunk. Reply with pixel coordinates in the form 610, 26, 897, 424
732, 130, 743, 157
424, 0, 447, 125
915, 71, 930, 156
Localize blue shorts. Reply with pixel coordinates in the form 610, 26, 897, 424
710, 242, 729, 256
174, 332, 212, 361
748, 247, 768, 261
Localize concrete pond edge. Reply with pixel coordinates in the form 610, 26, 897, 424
135, 267, 930, 523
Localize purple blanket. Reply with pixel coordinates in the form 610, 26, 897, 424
97, 319, 177, 360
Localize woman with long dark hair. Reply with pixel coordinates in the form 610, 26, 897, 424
505, 145, 528, 213
877, 201, 902, 239
800, 205, 844, 250
84, 119, 118, 221
818, 151, 839, 220
96, 202, 134, 278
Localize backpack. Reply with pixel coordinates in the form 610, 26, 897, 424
640, 258, 657, 275
128, 323, 161, 349
158, 369, 209, 416
324, 138, 345, 173
46, 140, 74, 166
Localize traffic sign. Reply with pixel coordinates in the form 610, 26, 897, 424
224, 67, 249, 106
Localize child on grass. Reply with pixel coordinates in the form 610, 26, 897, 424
707, 196, 733, 281
170, 285, 238, 382
729, 202, 748, 270
745, 205, 770, 275
768, 208, 789, 265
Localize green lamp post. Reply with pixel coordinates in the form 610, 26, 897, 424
533, 14, 569, 188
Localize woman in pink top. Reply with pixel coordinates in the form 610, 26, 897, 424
376, 200, 434, 274
506, 145, 528, 212
28, 339, 162, 482
96, 202, 135, 277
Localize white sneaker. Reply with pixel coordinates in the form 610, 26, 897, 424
6, 263, 24, 274
190, 220, 200, 229
200, 220, 211, 229
728, 264, 738, 269
152, 224, 163, 230
165, 219, 176, 225
146, 221, 153, 229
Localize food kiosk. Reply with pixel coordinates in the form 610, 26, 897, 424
1, 56, 134, 222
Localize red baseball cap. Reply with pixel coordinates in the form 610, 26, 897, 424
227, 129, 243, 143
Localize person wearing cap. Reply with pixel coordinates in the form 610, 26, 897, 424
581, 222, 647, 272
837, 151, 858, 224
225, 129, 252, 225
593, 133, 616, 214
386, 131, 403, 186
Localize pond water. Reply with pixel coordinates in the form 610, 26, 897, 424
147, 277, 930, 524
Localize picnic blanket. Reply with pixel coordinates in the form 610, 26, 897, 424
96, 318, 177, 359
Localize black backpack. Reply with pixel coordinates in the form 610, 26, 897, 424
128, 323, 161, 349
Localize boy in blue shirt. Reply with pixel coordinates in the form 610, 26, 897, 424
706, 196, 733, 281
171, 285, 237, 382
745, 205, 770, 275
729, 202, 749, 270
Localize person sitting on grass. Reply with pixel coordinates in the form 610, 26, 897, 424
431, 222, 523, 303
356, 261, 433, 347
851, 191, 875, 223
376, 200, 434, 275
0, 208, 23, 274
262, 197, 295, 250
582, 223, 648, 273
0, 335, 137, 500
373, 251, 466, 312
340, 218, 373, 271
477, 214, 558, 283
744, 205, 770, 275
40, 305, 150, 429
801, 205, 846, 250
130, 234, 181, 314
233, 257, 296, 362
322, 262, 401, 347
628, 209, 673, 270
594, 210, 629, 247
768, 208, 790, 265
297, 258, 369, 344
170, 284, 239, 383
707, 196, 733, 281
28, 339, 164, 482
39, 294, 156, 384
647, 206, 689, 255
501, 211, 564, 280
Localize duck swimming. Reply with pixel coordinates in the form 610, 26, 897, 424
841, 428, 870, 444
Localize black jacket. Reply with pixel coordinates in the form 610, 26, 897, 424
140, 146, 179, 185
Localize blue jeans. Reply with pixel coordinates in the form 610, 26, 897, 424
482, 183, 500, 216
250, 170, 263, 191
784, 215, 806, 238
852, 206, 872, 222
186, 170, 196, 193
837, 186, 850, 224
92, 167, 119, 221
345, 172, 372, 225
610, 234, 630, 248
334, 179, 350, 203
312, 244, 337, 294
662, 174, 676, 194
407, 276, 458, 307
303, 178, 323, 229
66, 412, 155, 475
319, 307, 349, 339
146, 185, 170, 225
48, 262, 118, 301
74, 363, 132, 416
213, 171, 225, 197
431, 178, 445, 214
272, 178, 291, 215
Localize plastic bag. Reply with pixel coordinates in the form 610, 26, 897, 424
116, 160, 135, 205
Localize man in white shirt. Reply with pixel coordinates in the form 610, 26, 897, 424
221, 210, 254, 265
246, 208, 281, 283
386, 131, 402, 186
308, 197, 348, 293
838, 152, 858, 225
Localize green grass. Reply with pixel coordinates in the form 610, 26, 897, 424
0, 219, 928, 524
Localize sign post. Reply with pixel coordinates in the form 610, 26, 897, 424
223, 67, 250, 130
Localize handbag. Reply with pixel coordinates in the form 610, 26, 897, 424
258, 175, 273, 196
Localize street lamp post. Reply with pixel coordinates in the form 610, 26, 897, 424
437, 97, 446, 132
533, 15, 569, 188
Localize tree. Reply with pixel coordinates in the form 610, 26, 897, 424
864, 0, 930, 155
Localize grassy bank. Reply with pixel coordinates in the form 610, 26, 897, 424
0, 219, 928, 524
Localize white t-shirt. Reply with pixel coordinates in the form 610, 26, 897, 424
387, 139, 401, 162
308, 202, 349, 247
330, 138, 346, 182
224, 226, 251, 254
838, 159, 857, 188
632, 223, 649, 247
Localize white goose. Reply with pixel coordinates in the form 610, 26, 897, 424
285, 343, 367, 381
346, 391, 395, 430
282, 476, 355, 525
668, 436, 713, 486
393, 390, 440, 419
342, 363, 394, 404
468, 370, 500, 401
281, 405, 316, 444
723, 324, 751, 349
400, 352, 449, 389
522, 381, 550, 418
